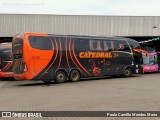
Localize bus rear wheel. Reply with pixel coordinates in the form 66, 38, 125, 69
69, 70, 80, 82
55, 71, 66, 83
124, 68, 132, 77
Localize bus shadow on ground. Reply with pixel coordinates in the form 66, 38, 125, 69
0, 77, 14, 81
143, 72, 160, 74
16, 75, 141, 87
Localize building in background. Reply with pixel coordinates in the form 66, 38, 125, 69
0, 14, 160, 50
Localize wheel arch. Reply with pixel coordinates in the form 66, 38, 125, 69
69, 68, 81, 77
124, 65, 133, 73
55, 68, 69, 79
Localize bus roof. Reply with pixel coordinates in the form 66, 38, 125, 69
16, 32, 137, 41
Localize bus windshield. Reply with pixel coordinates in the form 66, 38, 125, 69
0, 42, 13, 77
143, 55, 157, 65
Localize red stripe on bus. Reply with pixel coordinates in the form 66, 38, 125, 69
38, 38, 57, 79
2, 62, 10, 71
69, 38, 85, 75
6, 62, 12, 71
72, 41, 91, 75
58, 38, 62, 68
65, 38, 70, 69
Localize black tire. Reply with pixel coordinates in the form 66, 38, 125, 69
124, 68, 132, 77
69, 70, 80, 82
55, 71, 66, 83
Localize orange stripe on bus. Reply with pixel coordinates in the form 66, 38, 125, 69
2, 62, 10, 71
6, 62, 12, 71
5, 62, 12, 71
69, 38, 85, 75
38, 38, 57, 79
65, 38, 70, 69
72, 41, 91, 75
133, 49, 148, 56
58, 38, 62, 68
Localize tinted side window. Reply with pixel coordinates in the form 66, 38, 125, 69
29, 36, 52, 50
103, 40, 115, 51
75, 39, 89, 51
89, 40, 104, 51
89, 39, 116, 51
1, 49, 12, 60
0, 43, 12, 60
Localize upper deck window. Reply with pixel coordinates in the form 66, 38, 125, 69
29, 36, 52, 50
89, 40, 115, 51
115, 40, 131, 53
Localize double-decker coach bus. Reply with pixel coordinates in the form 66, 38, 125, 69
142, 52, 159, 73
12, 32, 143, 83
0, 42, 13, 77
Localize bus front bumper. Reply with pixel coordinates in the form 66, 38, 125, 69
0, 72, 13, 77
14, 75, 24, 80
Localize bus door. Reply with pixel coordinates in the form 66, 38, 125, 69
133, 52, 143, 74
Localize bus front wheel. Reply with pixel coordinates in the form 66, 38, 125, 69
55, 71, 66, 83
69, 70, 80, 82
124, 68, 132, 77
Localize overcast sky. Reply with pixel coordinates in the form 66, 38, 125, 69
0, 0, 160, 16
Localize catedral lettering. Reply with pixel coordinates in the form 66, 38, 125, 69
79, 52, 113, 58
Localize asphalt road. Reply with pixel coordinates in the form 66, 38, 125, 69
0, 73, 160, 120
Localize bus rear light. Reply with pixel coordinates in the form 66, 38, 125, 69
24, 62, 28, 72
